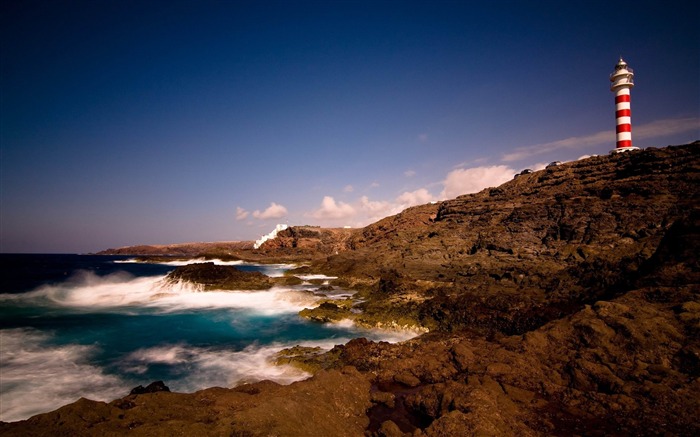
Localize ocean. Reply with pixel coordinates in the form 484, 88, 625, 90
0, 254, 415, 422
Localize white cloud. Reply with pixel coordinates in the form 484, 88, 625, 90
501, 117, 700, 162
404, 169, 416, 177
531, 162, 548, 172
358, 196, 395, 222
501, 130, 612, 162
305, 166, 515, 227
309, 196, 356, 220
441, 165, 514, 199
370, 182, 380, 188
632, 117, 700, 139
396, 188, 435, 207
252, 202, 288, 220
343, 184, 354, 193
306, 189, 439, 228
235, 207, 249, 221
359, 196, 391, 214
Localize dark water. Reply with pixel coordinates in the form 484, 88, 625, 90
0, 254, 173, 293
0, 254, 414, 422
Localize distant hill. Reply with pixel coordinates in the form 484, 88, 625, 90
97, 240, 254, 257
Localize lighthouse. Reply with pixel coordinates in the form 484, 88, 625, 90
610, 57, 639, 153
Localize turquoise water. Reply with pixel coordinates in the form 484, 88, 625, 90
0, 255, 414, 422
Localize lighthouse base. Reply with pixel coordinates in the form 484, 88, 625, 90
610, 146, 641, 154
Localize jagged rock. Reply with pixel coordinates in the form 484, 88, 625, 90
165, 262, 273, 290
375, 420, 405, 437
299, 299, 355, 323
274, 345, 342, 373
257, 226, 358, 258
129, 381, 170, 395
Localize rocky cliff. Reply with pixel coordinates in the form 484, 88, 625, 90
256, 225, 358, 257
306, 144, 699, 336
3, 143, 698, 436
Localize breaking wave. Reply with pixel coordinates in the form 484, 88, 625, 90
0, 257, 420, 423
0, 270, 320, 315
114, 258, 297, 277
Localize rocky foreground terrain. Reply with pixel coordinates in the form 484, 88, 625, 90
3, 143, 698, 436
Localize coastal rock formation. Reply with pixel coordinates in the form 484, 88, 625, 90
313, 144, 699, 336
256, 225, 358, 257
164, 262, 279, 290
1, 368, 372, 437
3, 143, 698, 436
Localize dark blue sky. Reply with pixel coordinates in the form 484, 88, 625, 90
2, 0, 698, 253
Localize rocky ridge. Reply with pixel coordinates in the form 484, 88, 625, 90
300, 144, 699, 336
3, 143, 698, 436
98, 241, 253, 257
97, 226, 358, 263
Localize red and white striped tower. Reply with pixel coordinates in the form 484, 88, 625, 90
610, 57, 639, 153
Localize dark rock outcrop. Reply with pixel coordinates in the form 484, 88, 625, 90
129, 381, 170, 395
165, 262, 273, 290
257, 225, 358, 257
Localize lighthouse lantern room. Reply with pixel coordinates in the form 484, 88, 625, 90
610, 57, 639, 153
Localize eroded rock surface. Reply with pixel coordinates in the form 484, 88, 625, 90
164, 262, 274, 290
1, 368, 371, 437
313, 144, 700, 336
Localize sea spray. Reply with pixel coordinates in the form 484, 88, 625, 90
254, 223, 288, 249
0, 271, 320, 315
0, 329, 125, 423
116, 257, 297, 277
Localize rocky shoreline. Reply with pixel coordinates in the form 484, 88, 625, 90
2, 143, 698, 436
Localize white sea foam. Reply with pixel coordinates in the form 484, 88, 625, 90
254, 223, 288, 249
0, 271, 161, 310
296, 274, 339, 281
367, 327, 424, 343
113, 258, 295, 276
323, 319, 423, 343
0, 330, 317, 423
148, 283, 321, 315
0, 328, 126, 423
0, 270, 320, 315
114, 257, 244, 266
113, 258, 140, 263
0, 324, 414, 423
120, 342, 312, 391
